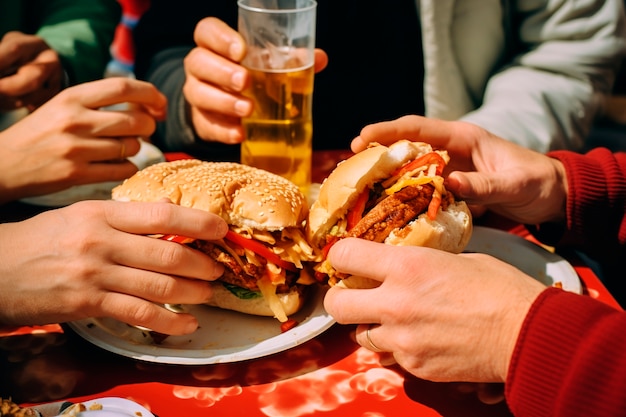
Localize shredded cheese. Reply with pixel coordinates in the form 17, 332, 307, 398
257, 276, 288, 322
385, 175, 434, 195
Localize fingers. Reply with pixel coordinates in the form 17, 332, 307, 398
79, 107, 159, 139
182, 51, 251, 143
102, 262, 223, 304
66, 78, 167, 117
185, 47, 250, 94
327, 238, 399, 281
356, 323, 387, 352
351, 116, 483, 160
314, 49, 329, 73
445, 171, 495, 204
194, 17, 246, 62
102, 200, 229, 242
0, 50, 62, 102
351, 115, 450, 152
96, 292, 202, 335
109, 234, 225, 282
183, 73, 252, 118
91, 136, 142, 161
189, 106, 246, 144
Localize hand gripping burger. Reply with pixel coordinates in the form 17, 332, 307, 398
306, 140, 472, 287
112, 159, 320, 323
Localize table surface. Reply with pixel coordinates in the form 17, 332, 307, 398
0, 150, 621, 417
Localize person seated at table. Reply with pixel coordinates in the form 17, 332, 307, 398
0, 199, 229, 335
0, 0, 121, 116
0, 77, 166, 204
323, 115, 626, 417
130, 0, 626, 161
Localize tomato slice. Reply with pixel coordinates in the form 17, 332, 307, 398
157, 234, 195, 244
346, 188, 369, 231
280, 319, 299, 333
321, 235, 339, 259
392, 152, 446, 177
427, 189, 442, 220
224, 230, 298, 272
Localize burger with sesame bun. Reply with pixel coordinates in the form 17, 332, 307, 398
306, 140, 472, 288
112, 159, 321, 325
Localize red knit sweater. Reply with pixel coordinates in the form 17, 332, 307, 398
506, 148, 626, 417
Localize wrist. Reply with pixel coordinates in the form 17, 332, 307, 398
548, 158, 568, 223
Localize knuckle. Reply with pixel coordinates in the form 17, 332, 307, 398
127, 301, 160, 327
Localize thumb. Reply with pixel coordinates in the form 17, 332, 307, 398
447, 171, 518, 207
446, 171, 495, 205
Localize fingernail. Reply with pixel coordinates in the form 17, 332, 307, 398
213, 263, 225, 280
231, 71, 245, 90
234, 99, 251, 116
230, 42, 244, 60
183, 319, 199, 334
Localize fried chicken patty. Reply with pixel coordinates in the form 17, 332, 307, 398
190, 240, 299, 293
347, 184, 453, 242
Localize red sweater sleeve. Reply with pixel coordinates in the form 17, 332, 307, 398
506, 149, 626, 416
505, 288, 626, 417
529, 148, 626, 260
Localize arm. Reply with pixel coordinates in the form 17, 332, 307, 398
507, 288, 626, 417
460, 0, 626, 152
526, 148, 626, 305
533, 149, 626, 254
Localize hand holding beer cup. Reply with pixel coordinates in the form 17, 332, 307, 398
237, 0, 317, 192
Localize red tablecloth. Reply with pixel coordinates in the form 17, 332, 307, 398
0, 150, 620, 417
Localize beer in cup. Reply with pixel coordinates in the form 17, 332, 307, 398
238, 0, 317, 193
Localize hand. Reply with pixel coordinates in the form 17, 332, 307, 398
0, 31, 65, 111
0, 200, 228, 335
323, 238, 546, 383
0, 77, 167, 203
351, 115, 568, 225
184, 17, 328, 144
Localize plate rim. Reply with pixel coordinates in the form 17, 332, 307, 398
466, 226, 582, 294
67, 284, 335, 365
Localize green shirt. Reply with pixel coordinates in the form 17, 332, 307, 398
0, 0, 121, 84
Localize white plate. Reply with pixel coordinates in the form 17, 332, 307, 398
54, 397, 154, 417
465, 226, 582, 294
67, 284, 334, 365
20, 141, 165, 207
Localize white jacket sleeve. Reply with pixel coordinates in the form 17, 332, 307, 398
429, 0, 626, 152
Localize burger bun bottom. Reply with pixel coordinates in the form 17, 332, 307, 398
205, 283, 307, 318
335, 201, 472, 290
385, 200, 472, 253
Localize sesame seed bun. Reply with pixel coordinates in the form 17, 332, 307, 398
112, 159, 308, 230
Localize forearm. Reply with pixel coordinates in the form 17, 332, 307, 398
463, 0, 626, 152
527, 149, 626, 259
460, 68, 598, 152
506, 288, 626, 417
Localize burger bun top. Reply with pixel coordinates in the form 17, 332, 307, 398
112, 159, 308, 231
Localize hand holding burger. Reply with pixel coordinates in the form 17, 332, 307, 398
306, 140, 472, 287
113, 159, 321, 323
